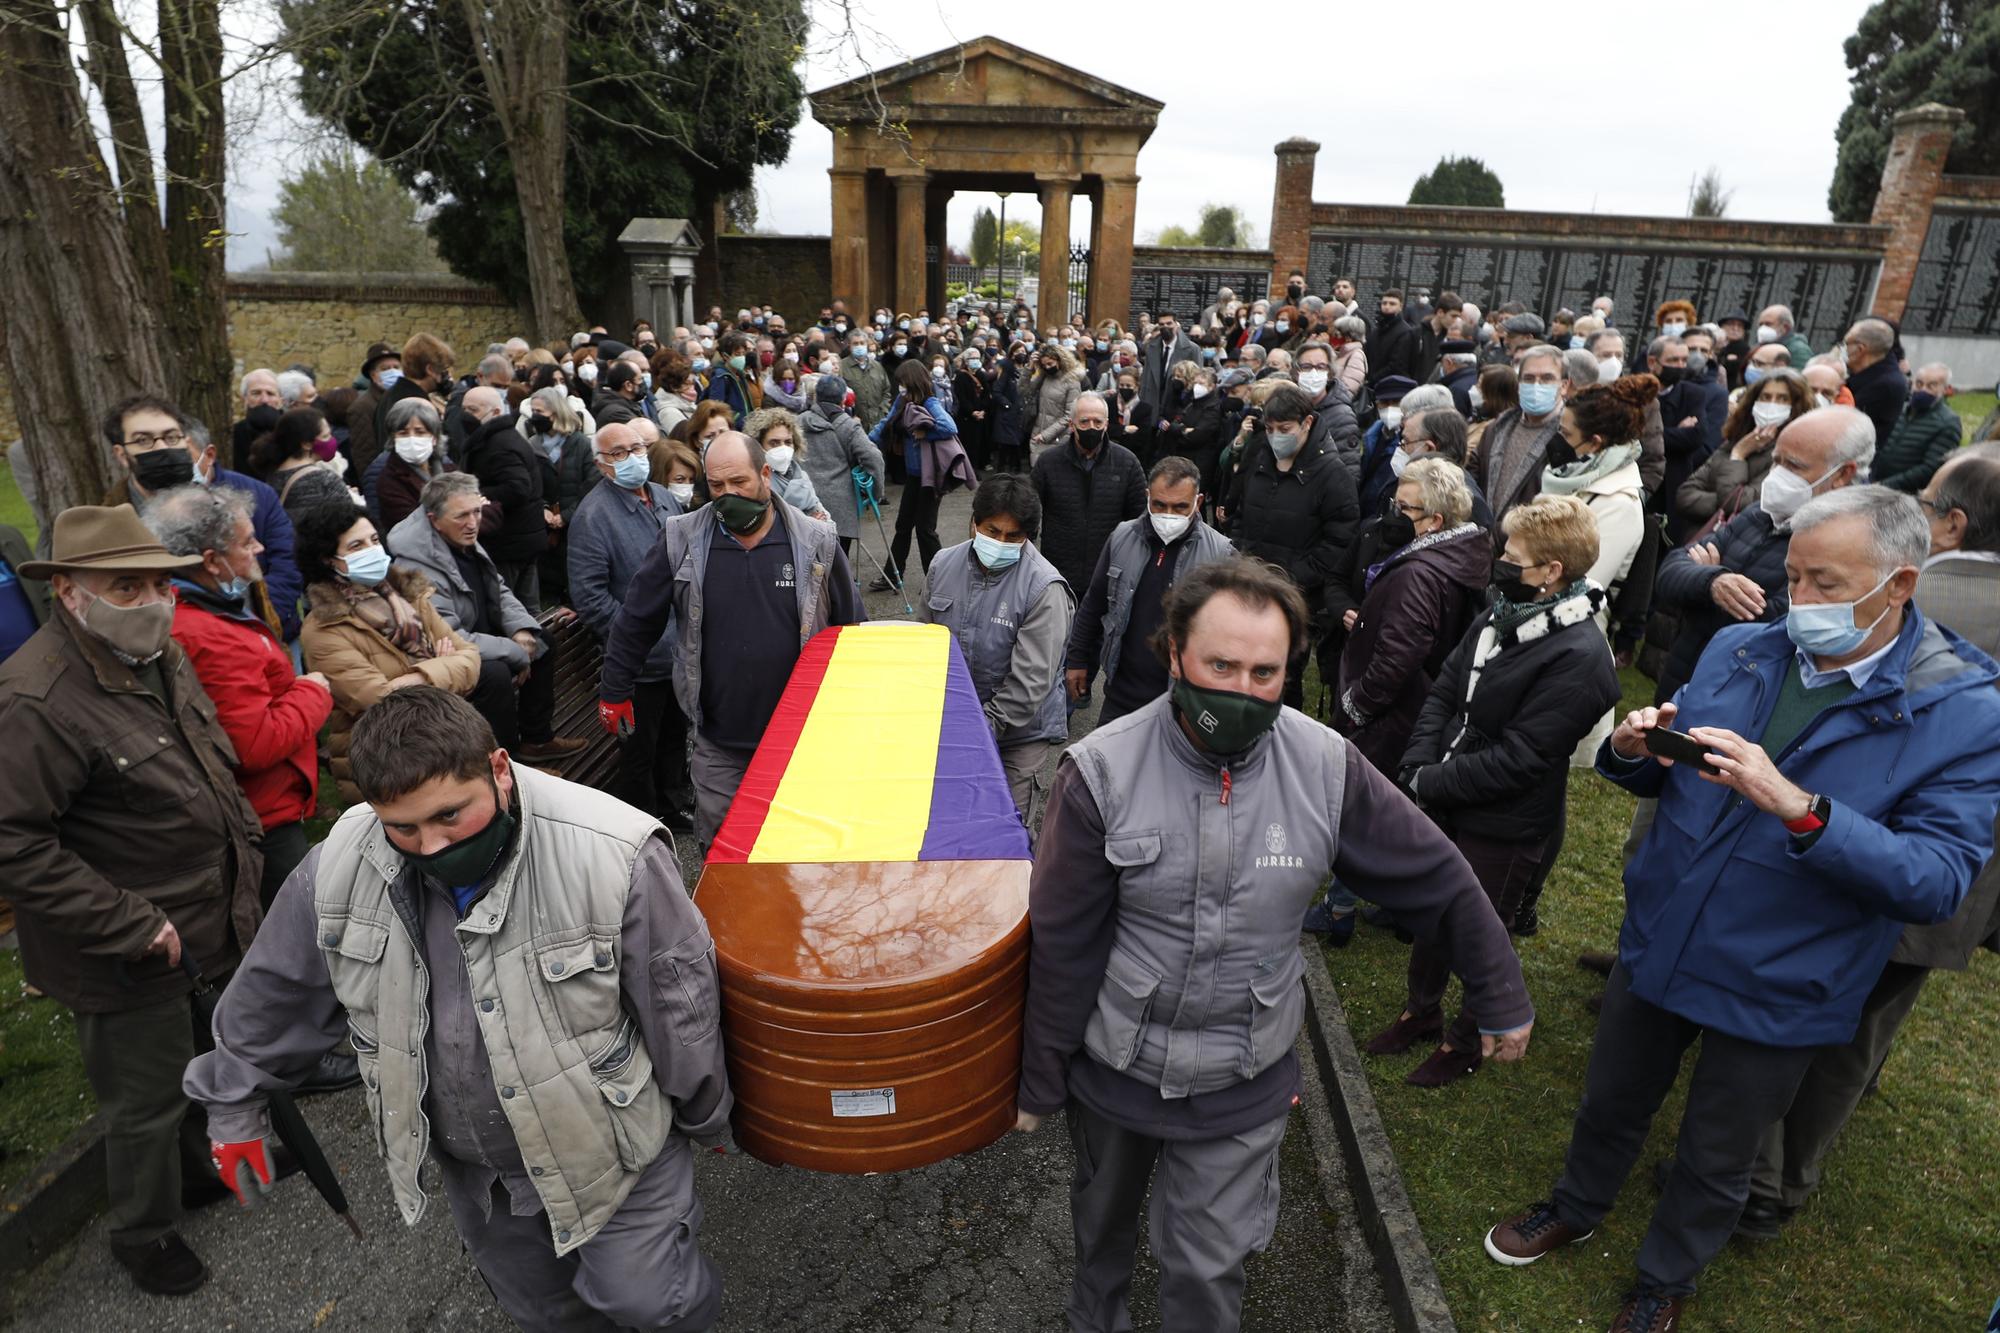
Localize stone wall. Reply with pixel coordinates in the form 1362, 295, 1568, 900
0, 272, 528, 445
717, 235, 833, 323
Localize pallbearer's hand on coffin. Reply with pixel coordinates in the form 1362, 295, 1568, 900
1013, 1110, 1043, 1134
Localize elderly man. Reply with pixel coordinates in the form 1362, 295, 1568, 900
0, 505, 264, 1296
1438, 337, 1480, 417
567, 422, 689, 827
1741, 339, 1791, 392
275, 369, 317, 409
1803, 357, 1848, 408
447, 353, 517, 452
598, 433, 863, 846
1476, 343, 1568, 524
103, 394, 303, 640
1741, 446, 2000, 1238
1488, 486, 2000, 1332
186, 686, 733, 1330
456, 386, 548, 608
347, 341, 402, 476
386, 472, 581, 766
229, 368, 285, 472
1840, 317, 1908, 448
841, 328, 893, 431
1755, 303, 1815, 371
1022, 558, 1532, 1332
1030, 390, 1148, 597
1873, 362, 1961, 493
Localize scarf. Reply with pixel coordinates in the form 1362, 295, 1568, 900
1539, 441, 1641, 498
1364, 521, 1482, 592
340, 580, 428, 658
1445, 580, 1606, 757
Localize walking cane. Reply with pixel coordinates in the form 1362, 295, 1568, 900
851, 467, 914, 615
183, 957, 366, 1241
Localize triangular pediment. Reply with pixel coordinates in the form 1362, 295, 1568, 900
811, 36, 1162, 120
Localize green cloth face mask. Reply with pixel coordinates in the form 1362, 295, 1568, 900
402, 781, 516, 890
713, 491, 769, 533
1171, 664, 1282, 754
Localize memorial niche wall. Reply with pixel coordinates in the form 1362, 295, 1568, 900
1128, 261, 1271, 325
1305, 232, 1878, 350
1901, 209, 2000, 337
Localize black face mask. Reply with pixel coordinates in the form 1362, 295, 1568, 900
1658, 365, 1687, 387
1491, 558, 1544, 604
1379, 510, 1417, 549
529, 414, 553, 435
131, 448, 196, 491
1545, 436, 1578, 469
1074, 427, 1106, 452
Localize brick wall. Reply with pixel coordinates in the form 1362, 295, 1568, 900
1868, 105, 1967, 321
1267, 138, 1320, 302
0, 272, 529, 444
718, 235, 833, 322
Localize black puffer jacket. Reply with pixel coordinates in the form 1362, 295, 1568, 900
459, 412, 547, 564
1030, 437, 1147, 590
1402, 589, 1622, 843
1222, 433, 1360, 607
989, 361, 1029, 448
1651, 502, 1789, 703
1306, 381, 1364, 480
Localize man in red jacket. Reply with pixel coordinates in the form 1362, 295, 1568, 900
144, 486, 332, 903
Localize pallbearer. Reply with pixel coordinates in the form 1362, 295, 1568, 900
1017, 557, 1537, 1333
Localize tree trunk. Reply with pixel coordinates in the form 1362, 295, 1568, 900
460, 0, 581, 341
0, 0, 173, 526
159, 0, 234, 442
78, 0, 172, 320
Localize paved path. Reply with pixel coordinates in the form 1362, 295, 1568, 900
3, 483, 1397, 1331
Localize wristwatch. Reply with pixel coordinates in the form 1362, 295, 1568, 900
1783, 793, 1832, 837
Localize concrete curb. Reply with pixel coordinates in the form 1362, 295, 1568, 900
0, 1115, 105, 1282
1300, 943, 1458, 1333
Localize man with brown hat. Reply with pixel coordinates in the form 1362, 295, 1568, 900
347, 340, 403, 476
0, 504, 265, 1297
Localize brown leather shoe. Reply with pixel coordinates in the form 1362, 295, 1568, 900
1406, 1044, 1481, 1088
1484, 1200, 1594, 1266
517, 736, 589, 762
1363, 1009, 1443, 1056
1577, 950, 1617, 976
1608, 1289, 1684, 1332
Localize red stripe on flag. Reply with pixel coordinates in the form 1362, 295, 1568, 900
704, 625, 843, 863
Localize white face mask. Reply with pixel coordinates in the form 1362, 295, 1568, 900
1468, 386, 1484, 412
1597, 357, 1624, 383
577, 361, 598, 383
1190, 384, 1210, 400
393, 436, 434, 466
1755, 324, 1780, 344
1297, 368, 1329, 395
765, 445, 795, 472
1149, 511, 1192, 544
1378, 406, 1403, 431
1389, 446, 1414, 478
1750, 401, 1792, 430
668, 482, 695, 505
1760, 461, 1840, 527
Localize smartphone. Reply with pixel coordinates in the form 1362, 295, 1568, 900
1644, 727, 1718, 775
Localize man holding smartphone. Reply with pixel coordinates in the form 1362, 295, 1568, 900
1484, 486, 2000, 1333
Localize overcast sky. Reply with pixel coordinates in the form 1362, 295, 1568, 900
226, 0, 1879, 268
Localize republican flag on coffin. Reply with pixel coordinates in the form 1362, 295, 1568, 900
706, 622, 1033, 865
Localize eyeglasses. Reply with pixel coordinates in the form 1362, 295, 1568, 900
596, 447, 645, 463
1394, 502, 1429, 519
1916, 496, 1950, 517
123, 430, 187, 450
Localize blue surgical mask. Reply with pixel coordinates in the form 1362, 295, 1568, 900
1519, 381, 1560, 416
691, 357, 709, 372
1743, 366, 1766, 387
612, 454, 651, 489
1785, 574, 1892, 657
218, 573, 254, 601
378, 367, 403, 390
341, 545, 391, 587
972, 531, 1023, 570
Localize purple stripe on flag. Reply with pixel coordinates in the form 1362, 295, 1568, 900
917, 640, 1034, 861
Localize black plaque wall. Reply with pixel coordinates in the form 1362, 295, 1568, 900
1902, 209, 2000, 337
1306, 234, 1879, 351
1128, 266, 1269, 325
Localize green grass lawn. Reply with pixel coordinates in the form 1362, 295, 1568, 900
1954, 390, 1995, 444
0, 951, 95, 1192
1314, 667, 2000, 1331
0, 454, 34, 544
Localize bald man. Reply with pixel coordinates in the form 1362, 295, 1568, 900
598, 433, 864, 845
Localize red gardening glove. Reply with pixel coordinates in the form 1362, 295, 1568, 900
211, 1137, 274, 1207
598, 698, 636, 738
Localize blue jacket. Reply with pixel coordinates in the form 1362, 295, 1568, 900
216, 468, 301, 641
1600, 610, 2000, 1047
1356, 421, 1402, 518
566, 477, 682, 683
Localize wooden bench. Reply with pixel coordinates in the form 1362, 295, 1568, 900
534, 609, 621, 791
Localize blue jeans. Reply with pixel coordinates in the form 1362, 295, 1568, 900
1322, 883, 1357, 915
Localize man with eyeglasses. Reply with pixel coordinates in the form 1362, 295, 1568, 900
567, 423, 693, 830
101, 395, 303, 641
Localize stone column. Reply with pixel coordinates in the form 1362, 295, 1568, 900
890, 169, 929, 316
1037, 176, 1075, 325
1090, 175, 1139, 328
829, 166, 870, 314
1867, 103, 1966, 321
1269, 138, 1320, 302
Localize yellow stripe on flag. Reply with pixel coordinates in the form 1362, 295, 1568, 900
751, 623, 950, 862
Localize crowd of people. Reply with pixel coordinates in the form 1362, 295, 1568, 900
1, 273, 1997, 1333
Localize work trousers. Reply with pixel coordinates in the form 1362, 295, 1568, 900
614, 678, 691, 819
889, 483, 941, 579
257, 820, 312, 911
493, 557, 542, 615
75, 993, 208, 1248
1065, 1099, 1287, 1333
1403, 832, 1546, 1052
1550, 965, 1818, 1296
998, 738, 1058, 831
689, 733, 753, 849
445, 1137, 720, 1333
1750, 958, 1931, 1209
